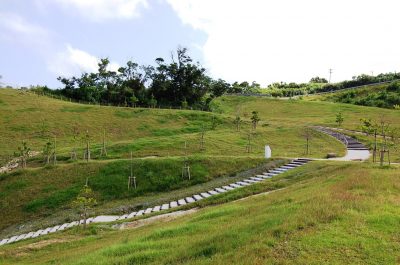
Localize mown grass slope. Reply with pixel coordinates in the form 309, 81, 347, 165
1, 161, 399, 264
0, 156, 270, 236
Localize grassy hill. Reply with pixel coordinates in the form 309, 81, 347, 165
1, 87, 400, 263
0, 88, 347, 237
306, 81, 400, 109
1, 161, 399, 264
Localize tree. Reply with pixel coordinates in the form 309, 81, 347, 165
234, 116, 241, 132
83, 130, 91, 162
43, 140, 52, 165
378, 117, 391, 166
149, 94, 157, 108
16, 141, 30, 168
72, 184, 97, 230
310, 77, 328, 83
251, 111, 260, 130
301, 128, 314, 155
210, 79, 231, 97
360, 118, 379, 162
130, 94, 138, 108
335, 111, 344, 127
181, 98, 188, 109
71, 126, 79, 160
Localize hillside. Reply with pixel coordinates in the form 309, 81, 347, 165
1, 88, 400, 264
0, 89, 347, 238
1, 161, 399, 264
307, 81, 400, 109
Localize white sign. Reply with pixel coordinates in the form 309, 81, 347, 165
265, 145, 271, 158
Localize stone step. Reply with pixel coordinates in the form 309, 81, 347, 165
250, 177, 264, 181
177, 199, 187, 206
229, 183, 242, 188
170, 201, 178, 208
23, 232, 34, 239
269, 170, 282, 174
243, 179, 258, 184
185, 197, 195, 203
193, 194, 203, 201
222, 185, 234, 191
136, 210, 145, 216
215, 188, 227, 193
153, 205, 161, 212
127, 212, 137, 218
49, 226, 60, 233
15, 234, 27, 242
236, 181, 250, 186
161, 204, 169, 210
144, 208, 153, 214
0, 239, 9, 246
200, 192, 211, 198
7, 236, 18, 244
208, 190, 219, 195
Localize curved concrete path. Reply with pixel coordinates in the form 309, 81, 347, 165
314, 126, 370, 161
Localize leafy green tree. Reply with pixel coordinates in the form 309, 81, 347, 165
181, 99, 188, 109
130, 94, 138, 108
310, 77, 328, 83
149, 94, 157, 108
335, 111, 344, 127
251, 111, 261, 130
16, 141, 30, 168
73, 184, 97, 230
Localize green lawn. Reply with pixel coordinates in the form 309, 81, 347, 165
1, 161, 399, 264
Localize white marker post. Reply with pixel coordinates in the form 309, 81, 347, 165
265, 145, 271, 159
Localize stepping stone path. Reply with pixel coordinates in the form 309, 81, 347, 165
0, 158, 311, 246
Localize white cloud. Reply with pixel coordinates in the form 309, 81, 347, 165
167, 0, 400, 85
48, 44, 120, 77
0, 12, 50, 45
53, 0, 148, 21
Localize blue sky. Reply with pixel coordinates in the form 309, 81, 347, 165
0, 0, 206, 87
1, 0, 400, 88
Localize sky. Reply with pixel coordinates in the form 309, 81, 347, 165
1, 0, 399, 88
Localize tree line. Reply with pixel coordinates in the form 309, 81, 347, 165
30, 47, 262, 110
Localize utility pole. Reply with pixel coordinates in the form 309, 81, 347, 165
329, 68, 333, 83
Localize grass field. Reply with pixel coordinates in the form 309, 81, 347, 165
1, 88, 400, 264
0, 156, 276, 237
1, 161, 399, 264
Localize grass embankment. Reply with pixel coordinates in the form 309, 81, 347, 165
0, 156, 275, 236
0, 89, 347, 237
0, 89, 346, 164
1, 161, 399, 264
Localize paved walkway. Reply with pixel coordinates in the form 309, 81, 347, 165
314, 126, 371, 161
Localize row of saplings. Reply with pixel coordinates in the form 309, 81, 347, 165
14, 111, 263, 169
